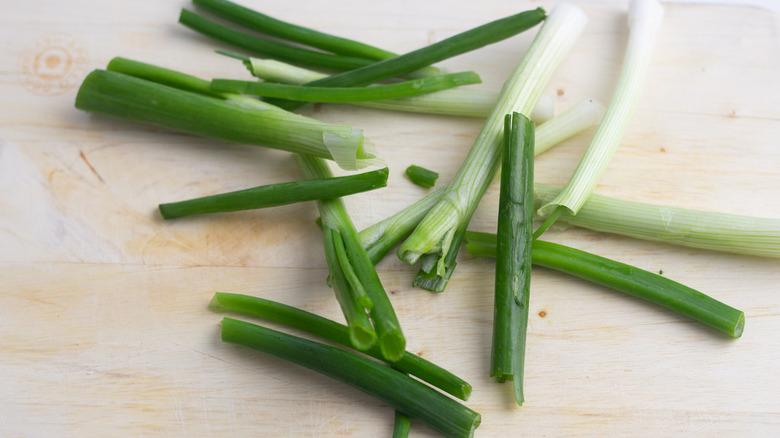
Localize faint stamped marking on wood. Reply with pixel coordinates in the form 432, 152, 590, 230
18, 34, 88, 96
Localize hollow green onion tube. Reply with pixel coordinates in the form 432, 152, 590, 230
297, 155, 405, 362
491, 113, 534, 405
464, 232, 745, 338
405, 165, 439, 189
221, 317, 481, 437
192, 0, 395, 61
534, 184, 780, 258
210, 292, 471, 400
80, 58, 379, 171
179, 9, 374, 72
211, 71, 481, 102
268, 7, 546, 110
392, 411, 412, 438
159, 167, 388, 219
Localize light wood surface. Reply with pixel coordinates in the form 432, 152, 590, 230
2, 1, 779, 436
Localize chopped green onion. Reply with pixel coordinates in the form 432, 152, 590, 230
534, 184, 780, 258
158, 167, 388, 219
220, 317, 481, 437
397, 4, 588, 286
79, 57, 379, 171
464, 233, 745, 338
296, 154, 405, 362
209, 71, 481, 102
267, 7, 546, 110
179, 9, 374, 71
210, 292, 472, 400
491, 113, 534, 406
405, 165, 439, 189
537, 0, 664, 225
392, 411, 412, 438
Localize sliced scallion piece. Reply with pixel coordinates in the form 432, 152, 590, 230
220, 317, 481, 437
464, 232, 745, 338
158, 167, 388, 219
396, 4, 588, 287
210, 71, 481, 102
405, 165, 439, 189
210, 292, 471, 400
537, 0, 664, 228
491, 113, 534, 406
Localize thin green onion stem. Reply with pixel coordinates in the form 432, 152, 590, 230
220, 317, 481, 437
464, 233, 745, 338
210, 292, 472, 400
392, 411, 412, 438
210, 71, 481, 102
405, 165, 439, 189
158, 167, 388, 219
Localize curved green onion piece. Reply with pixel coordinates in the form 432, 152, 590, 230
159, 167, 388, 219
210, 292, 472, 400
405, 165, 439, 189
464, 232, 745, 338
210, 71, 481, 102
491, 113, 534, 405
397, 4, 587, 283
268, 7, 546, 110
297, 155, 405, 362
392, 411, 412, 438
534, 184, 780, 258
537, 0, 664, 224
179, 9, 373, 71
221, 317, 481, 437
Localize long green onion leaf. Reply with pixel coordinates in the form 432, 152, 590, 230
221, 317, 481, 437
297, 154, 405, 362
464, 232, 745, 338
534, 184, 780, 258
158, 167, 388, 219
397, 4, 587, 287
267, 7, 546, 110
537, 0, 664, 226
210, 292, 471, 400
491, 113, 534, 406
210, 71, 481, 102
179, 9, 374, 71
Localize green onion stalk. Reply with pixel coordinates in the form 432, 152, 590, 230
396, 4, 588, 289
74, 57, 380, 171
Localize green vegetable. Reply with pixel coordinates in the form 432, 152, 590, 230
465, 232, 745, 338
179, 9, 373, 71
405, 165, 439, 189
266, 7, 546, 111
397, 4, 588, 289
210, 292, 471, 400
221, 317, 481, 437
491, 113, 534, 406
158, 167, 388, 219
209, 71, 481, 102
297, 154, 405, 362
392, 411, 411, 438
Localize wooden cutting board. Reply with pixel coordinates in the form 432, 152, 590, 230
2, 0, 779, 436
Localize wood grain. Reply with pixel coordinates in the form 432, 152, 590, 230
2, 1, 779, 436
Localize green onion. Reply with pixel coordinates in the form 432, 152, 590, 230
158, 167, 388, 219
491, 113, 534, 405
534, 184, 780, 258
80, 57, 379, 170
210, 293, 472, 400
392, 411, 412, 438
405, 165, 439, 189
297, 154, 405, 362
358, 98, 603, 266
220, 317, 481, 437
537, 0, 664, 227
267, 7, 546, 111
193, 0, 402, 63
464, 232, 745, 338
397, 4, 587, 286
179, 9, 374, 71
209, 71, 481, 102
